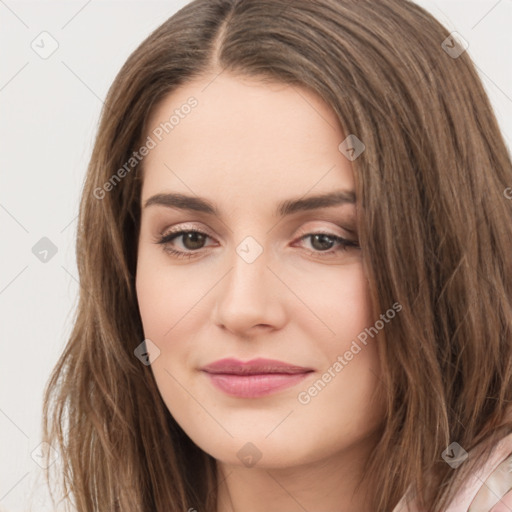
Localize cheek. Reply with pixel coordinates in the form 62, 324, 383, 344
334, 263, 373, 332
135, 248, 210, 339
291, 261, 373, 342
136, 259, 168, 337
293, 263, 382, 416
135, 255, 205, 424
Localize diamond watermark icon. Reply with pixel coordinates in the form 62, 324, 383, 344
236, 442, 262, 468
441, 32, 468, 59
31, 31, 59, 59
338, 134, 365, 161
134, 339, 161, 366
32, 237, 58, 263
31, 441, 59, 469
442, 442, 468, 468
236, 236, 263, 264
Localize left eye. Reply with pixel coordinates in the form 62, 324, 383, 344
155, 230, 359, 259
300, 233, 358, 253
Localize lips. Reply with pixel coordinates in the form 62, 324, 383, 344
200, 357, 314, 398
201, 357, 313, 375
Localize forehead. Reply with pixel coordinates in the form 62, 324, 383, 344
141, 72, 354, 205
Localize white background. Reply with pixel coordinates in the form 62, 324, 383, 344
1, 1, 511, 510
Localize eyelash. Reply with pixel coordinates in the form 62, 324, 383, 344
154, 228, 359, 260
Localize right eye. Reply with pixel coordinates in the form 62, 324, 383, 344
155, 229, 215, 259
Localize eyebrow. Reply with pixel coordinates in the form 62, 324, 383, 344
143, 190, 356, 217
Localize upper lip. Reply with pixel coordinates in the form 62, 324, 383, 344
201, 357, 314, 375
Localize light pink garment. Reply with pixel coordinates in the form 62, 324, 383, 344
491, 491, 512, 512
488, 490, 512, 512
392, 432, 512, 512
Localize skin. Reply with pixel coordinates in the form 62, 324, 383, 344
135, 70, 386, 511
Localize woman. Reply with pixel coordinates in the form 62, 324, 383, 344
42, 0, 512, 510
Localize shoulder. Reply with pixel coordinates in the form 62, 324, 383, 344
468, 451, 512, 512
391, 432, 512, 512
449, 432, 512, 512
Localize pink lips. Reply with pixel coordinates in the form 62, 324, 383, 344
200, 357, 314, 398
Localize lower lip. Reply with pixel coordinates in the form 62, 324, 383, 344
203, 371, 312, 398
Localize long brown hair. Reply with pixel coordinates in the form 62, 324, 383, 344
42, 0, 512, 510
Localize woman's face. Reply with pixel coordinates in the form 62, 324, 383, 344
136, 72, 385, 470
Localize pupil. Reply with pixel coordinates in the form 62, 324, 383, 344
184, 232, 205, 250
181, 233, 336, 252
311, 234, 334, 251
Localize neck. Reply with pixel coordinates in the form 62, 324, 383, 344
215, 433, 379, 512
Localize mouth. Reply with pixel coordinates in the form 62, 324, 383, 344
200, 357, 314, 398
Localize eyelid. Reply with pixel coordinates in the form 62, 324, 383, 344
294, 222, 355, 240
160, 222, 216, 239
160, 221, 354, 241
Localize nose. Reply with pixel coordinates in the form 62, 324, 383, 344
212, 241, 287, 337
